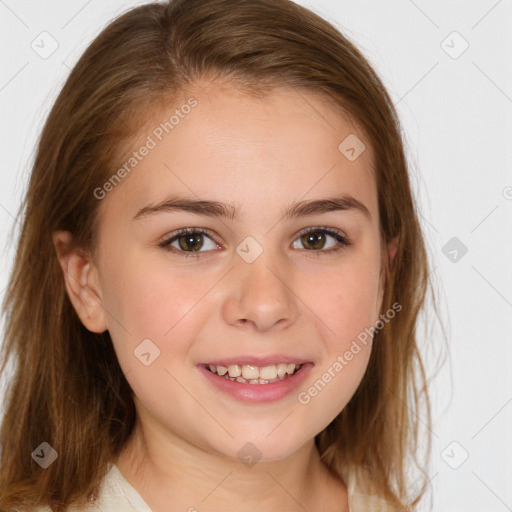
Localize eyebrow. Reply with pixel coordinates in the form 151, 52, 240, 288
132, 195, 371, 221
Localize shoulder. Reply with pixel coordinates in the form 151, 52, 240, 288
98, 463, 151, 511
23, 464, 150, 512
342, 465, 404, 512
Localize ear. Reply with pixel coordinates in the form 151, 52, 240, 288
52, 230, 107, 333
376, 234, 400, 315
386, 234, 399, 269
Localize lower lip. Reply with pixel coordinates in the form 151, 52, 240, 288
197, 363, 314, 403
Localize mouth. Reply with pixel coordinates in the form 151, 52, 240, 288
198, 358, 313, 403
203, 362, 303, 385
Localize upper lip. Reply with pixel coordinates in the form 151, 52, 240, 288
200, 355, 313, 367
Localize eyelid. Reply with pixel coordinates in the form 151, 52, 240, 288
158, 227, 220, 250
294, 225, 350, 242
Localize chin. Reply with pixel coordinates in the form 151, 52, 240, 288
210, 431, 313, 466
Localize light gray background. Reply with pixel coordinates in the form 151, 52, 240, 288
1, 1, 511, 511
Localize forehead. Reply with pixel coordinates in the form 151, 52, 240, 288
97, 80, 377, 224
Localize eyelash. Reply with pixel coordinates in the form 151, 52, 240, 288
158, 226, 352, 259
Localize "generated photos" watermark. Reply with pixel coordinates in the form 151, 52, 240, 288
297, 302, 402, 405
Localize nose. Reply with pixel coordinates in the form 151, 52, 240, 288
221, 248, 299, 332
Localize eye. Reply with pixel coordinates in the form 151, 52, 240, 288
159, 226, 352, 259
159, 228, 220, 257
291, 227, 351, 254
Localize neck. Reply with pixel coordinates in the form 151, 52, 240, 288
114, 415, 347, 511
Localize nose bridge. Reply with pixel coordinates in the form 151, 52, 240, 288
223, 239, 298, 331
240, 244, 286, 293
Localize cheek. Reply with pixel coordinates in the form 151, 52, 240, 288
101, 250, 214, 334
295, 265, 378, 426
296, 342, 371, 436
308, 256, 382, 345
98, 252, 213, 375
99, 261, 210, 422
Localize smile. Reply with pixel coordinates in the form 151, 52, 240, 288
205, 363, 302, 384
198, 360, 313, 403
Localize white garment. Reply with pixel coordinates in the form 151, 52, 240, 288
34, 463, 398, 511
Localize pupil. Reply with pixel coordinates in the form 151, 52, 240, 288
179, 233, 203, 251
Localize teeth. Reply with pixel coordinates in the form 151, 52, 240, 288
276, 363, 288, 378
228, 365, 242, 377
260, 365, 277, 380
208, 362, 302, 384
241, 365, 259, 380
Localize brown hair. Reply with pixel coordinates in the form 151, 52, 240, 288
0, 0, 434, 510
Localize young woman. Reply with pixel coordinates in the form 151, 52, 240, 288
0, 0, 432, 510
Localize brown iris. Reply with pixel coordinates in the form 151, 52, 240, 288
300, 231, 326, 250
178, 233, 204, 251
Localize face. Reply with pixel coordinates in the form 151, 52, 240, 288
70, 80, 393, 462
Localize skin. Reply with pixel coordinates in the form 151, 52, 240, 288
54, 79, 398, 512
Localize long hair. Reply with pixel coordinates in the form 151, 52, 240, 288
0, 0, 433, 509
